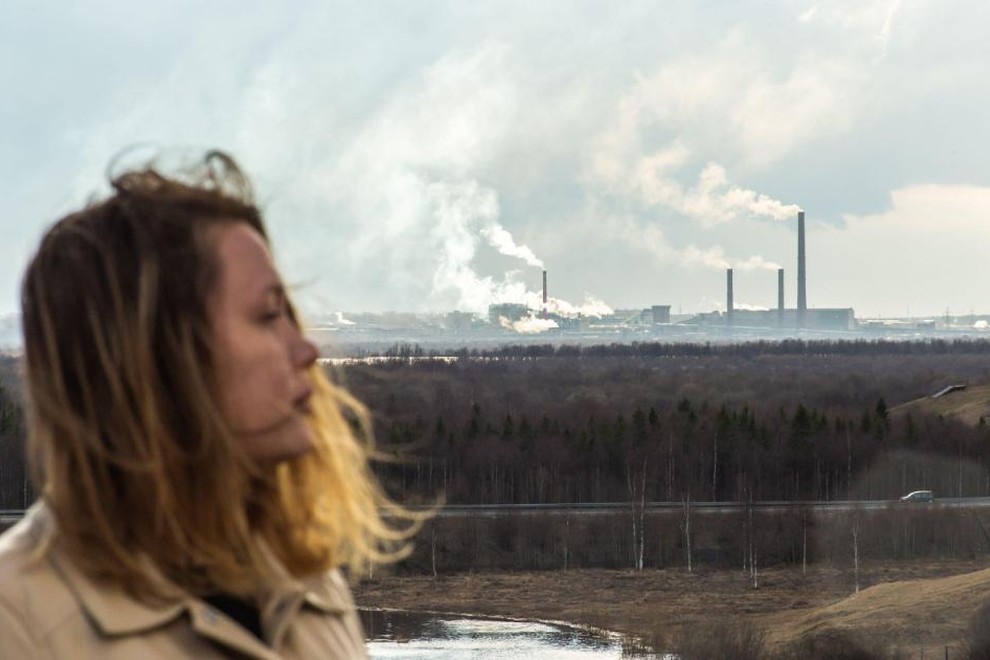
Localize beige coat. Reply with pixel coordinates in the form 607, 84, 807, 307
0, 504, 368, 659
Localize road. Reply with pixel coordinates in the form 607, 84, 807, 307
422, 497, 990, 517
4, 497, 989, 526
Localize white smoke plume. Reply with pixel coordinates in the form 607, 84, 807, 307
714, 301, 770, 312
506, 288, 613, 318
303, 43, 606, 320
425, 180, 505, 314
732, 254, 782, 271
333, 311, 355, 326
681, 245, 730, 269
423, 180, 606, 320
735, 302, 770, 311
544, 295, 613, 318
603, 216, 781, 276
681, 245, 781, 272
634, 147, 801, 225
500, 314, 559, 334
480, 223, 544, 268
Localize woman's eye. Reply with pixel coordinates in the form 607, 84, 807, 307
260, 308, 284, 323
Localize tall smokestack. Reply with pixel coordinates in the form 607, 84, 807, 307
777, 268, 785, 310
542, 269, 547, 319
726, 268, 734, 325
777, 268, 785, 327
797, 210, 806, 327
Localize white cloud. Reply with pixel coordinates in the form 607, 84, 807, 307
6, 0, 990, 322
798, 0, 904, 49
815, 184, 990, 316
593, 30, 864, 171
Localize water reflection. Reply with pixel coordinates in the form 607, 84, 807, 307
362, 609, 626, 659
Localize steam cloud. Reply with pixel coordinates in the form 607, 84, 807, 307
309, 43, 606, 325
540, 294, 613, 318
597, 138, 796, 288
631, 143, 801, 224
425, 180, 533, 314
680, 245, 781, 272
500, 314, 559, 334
480, 224, 544, 268
715, 301, 771, 312
423, 180, 607, 322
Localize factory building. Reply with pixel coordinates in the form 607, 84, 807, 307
649, 305, 672, 325
710, 210, 855, 331
710, 308, 856, 331
488, 303, 531, 325
444, 311, 480, 332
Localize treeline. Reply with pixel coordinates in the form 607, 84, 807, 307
5, 346, 990, 510
373, 392, 990, 505
344, 350, 990, 505
374, 337, 990, 360
0, 356, 29, 509
402, 506, 990, 574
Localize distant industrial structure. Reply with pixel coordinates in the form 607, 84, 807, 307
484, 209, 857, 334
2, 204, 989, 356
2, 208, 988, 356
287, 208, 990, 349
703, 209, 854, 331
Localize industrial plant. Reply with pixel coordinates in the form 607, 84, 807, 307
0, 210, 982, 356
289, 210, 990, 351
491, 210, 855, 333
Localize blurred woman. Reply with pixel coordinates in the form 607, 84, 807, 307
0, 151, 414, 658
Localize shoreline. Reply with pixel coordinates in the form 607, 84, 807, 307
359, 604, 628, 646
353, 559, 990, 654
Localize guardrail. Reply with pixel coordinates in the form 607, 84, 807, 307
5, 497, 989, 525
412, 496, 990, 516
0, 509, 25, 524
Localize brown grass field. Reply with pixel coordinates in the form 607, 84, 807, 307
354, 559, 990, 656
891, 383, 990, 427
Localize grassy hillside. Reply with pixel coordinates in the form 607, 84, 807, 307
891, 384, 990, 428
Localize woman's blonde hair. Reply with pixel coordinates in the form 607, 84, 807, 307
21, 151, 417, 598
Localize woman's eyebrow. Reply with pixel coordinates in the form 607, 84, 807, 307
261, 282, 286, 300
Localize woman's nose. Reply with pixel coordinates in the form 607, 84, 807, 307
293, 334, 319, 369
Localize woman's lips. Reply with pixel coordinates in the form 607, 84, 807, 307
293, 389, 313, 414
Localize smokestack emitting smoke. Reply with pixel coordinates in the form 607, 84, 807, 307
542, 270, 547, 319
726, 268, 734, 325
797, 210, 806, 327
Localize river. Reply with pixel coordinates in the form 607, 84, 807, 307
362, 609, 641, 659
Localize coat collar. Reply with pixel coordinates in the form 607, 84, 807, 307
255, 536, 352, 615
27, 502, 189, 636
27, 502, 351, 640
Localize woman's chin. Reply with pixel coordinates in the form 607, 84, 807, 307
242, 422, 316, 463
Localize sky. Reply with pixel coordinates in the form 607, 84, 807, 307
2, 0, 990, 321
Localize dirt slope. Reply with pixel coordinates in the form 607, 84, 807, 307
355, 561, 990, 654
762, 565, 990, 652
891, 384, 990, 427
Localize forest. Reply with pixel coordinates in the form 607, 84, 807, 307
5, 340, 990, 571
349, 340, 990, 506
5, 340, 990, 507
